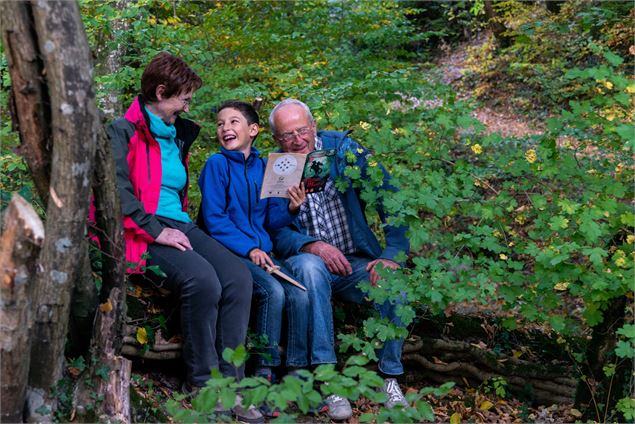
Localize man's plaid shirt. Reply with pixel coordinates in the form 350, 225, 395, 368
298, 138, 355, 254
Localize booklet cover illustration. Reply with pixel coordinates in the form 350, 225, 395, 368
260, 149, 335, 198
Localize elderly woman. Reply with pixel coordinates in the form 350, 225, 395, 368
107, 52, 261, 423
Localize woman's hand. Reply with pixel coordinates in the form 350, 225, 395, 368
249, 248, 276, 269
155, 228, 192, 251
288, 182, 306, 213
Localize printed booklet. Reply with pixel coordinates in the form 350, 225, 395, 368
260, 149, 335, 198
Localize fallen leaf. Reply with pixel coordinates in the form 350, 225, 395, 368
480, 400, 494, 410
569, 408, 582, 418
450, 412, 462, 424
433, 356, 447, 364
136, 327, 148, 345
99, 301, 113, 313
130, 285, 143, 298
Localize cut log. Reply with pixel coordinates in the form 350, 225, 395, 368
0, 194, 44, 423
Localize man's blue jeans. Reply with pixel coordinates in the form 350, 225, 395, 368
242, 258, 311, 368
284, 253, 405, 376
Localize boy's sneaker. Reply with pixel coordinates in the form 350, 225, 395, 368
381, 378, 408, 408
232, 394, 265, 424
324, 394, 352, 420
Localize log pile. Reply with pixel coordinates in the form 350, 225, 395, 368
403, 336, 576, 405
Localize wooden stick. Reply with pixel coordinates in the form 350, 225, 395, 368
266, 266, 307, 291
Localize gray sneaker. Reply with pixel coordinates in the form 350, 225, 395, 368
381, 378, 408, 408
324, 394, 352, 420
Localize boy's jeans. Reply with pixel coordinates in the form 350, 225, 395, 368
243, 258, 311, 368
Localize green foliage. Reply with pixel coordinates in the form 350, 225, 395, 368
2, 0, 632, 419
482, 376, 508, 399
166, 349, 455, 422
462, 0, 633, 112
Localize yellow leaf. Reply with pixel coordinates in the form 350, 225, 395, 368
512, 349, 523, 358
569, 408, 582, 418
450, 412, 462, 424
479, 400, 494, 410
99, 301, 113, 313
136, 327, 148, 345
554, 281, 570, 291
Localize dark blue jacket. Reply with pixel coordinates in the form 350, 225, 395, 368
198, 147, 293, 257
272, 131, 409, 262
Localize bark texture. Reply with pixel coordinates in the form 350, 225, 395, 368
25, 0, 98, 398
0, 1, 52, 204
0, 195, 44, 423
100, 0, 129, 120
73, 126, 130, 422
484, 0, 512, 48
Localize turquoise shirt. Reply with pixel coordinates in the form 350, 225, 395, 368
145, 107, 191, 223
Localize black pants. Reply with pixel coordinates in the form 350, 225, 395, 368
146, 217, 253, 386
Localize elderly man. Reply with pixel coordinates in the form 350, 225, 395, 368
269, 99, 410, 419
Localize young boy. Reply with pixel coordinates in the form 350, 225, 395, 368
198, 101, 308, 394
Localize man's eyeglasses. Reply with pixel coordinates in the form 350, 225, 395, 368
277, 126, 313, 143
179, 96, 191, 107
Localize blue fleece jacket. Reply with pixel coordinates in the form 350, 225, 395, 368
198, 147, 294, 257
271, 131, 409, 263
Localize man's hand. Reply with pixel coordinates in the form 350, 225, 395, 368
287, 182, 306, 213
302, 241, 352, 276
366, 258, 399, 285
249, 248, 276, 269
155, 228, 192, 251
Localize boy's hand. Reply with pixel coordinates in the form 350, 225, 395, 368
249, 248, 276, 269
288, 182, 306, 213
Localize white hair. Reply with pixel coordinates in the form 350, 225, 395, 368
268, 99, 315, 134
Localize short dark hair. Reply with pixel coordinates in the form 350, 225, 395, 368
217, 100, 260, 126
140, 52, 202, 102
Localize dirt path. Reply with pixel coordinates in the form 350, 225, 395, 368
435, 33, 544, 138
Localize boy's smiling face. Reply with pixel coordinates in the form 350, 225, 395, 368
216, 107, 259, 158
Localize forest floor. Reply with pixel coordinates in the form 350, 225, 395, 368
126, 34, 581, 423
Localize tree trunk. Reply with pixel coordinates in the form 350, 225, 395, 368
100, 0, 129, 120
1, 0, 131, 420
0, 195, 44, 423
18, 0, 98, 416
73, 124, 130, 422
483, 0, 512, 48
0, 1, 52, 205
